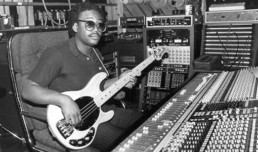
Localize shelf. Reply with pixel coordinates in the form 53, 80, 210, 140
0, 26, 67, 33
0, 2, 116, 7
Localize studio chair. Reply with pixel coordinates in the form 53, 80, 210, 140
7, 29, 126, 152
7, 29, 70, 152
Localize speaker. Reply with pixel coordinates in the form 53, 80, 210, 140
118, 40, 144, 68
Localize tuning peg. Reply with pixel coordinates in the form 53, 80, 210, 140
162, 52, 169, 59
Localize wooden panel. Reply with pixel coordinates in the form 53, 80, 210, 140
137, 4, 153, 17
159, 3, 173, 15
123, 2, 183, 17
124, 4, 145, 17
123, 4, 132, 17
106, 0, 122, 20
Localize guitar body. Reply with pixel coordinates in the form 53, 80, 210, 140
47, 72, 114, 150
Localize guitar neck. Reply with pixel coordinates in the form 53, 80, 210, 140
96, 55, 155, 106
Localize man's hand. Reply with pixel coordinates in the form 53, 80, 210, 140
60, 95, 81, 125
120, 67, 140, 89
113, 91, 126, 100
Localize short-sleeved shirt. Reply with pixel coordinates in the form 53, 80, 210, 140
28, 37, 107, 93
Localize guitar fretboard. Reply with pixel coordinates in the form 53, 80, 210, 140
95, 55, 155, 107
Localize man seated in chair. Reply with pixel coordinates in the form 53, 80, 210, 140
21, 2, 142, 152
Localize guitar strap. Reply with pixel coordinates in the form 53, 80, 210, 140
92, 47, 109, 75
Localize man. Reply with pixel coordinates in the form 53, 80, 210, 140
21, 2, 141, 152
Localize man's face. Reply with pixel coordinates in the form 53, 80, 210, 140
75, 10, 104, 46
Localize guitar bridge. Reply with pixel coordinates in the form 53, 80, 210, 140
57, 119, 74, 139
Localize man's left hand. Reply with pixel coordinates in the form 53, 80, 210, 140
113, 91, 126, 100
120, 68, 139, 89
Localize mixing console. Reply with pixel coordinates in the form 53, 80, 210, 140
112, 67, 258, 152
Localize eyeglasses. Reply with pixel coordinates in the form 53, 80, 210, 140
77, 20, 107, 32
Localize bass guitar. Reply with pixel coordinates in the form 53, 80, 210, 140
47, 47, 168, 150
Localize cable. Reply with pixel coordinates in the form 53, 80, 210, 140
217, 27, 231, 70
226, 24, 237, 70
216, 24, 242, 70
232, 32, 241, 69
0, 123, 26, 143
41, 0, 71, 27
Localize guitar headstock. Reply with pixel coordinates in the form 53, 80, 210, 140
147, 46, 169, 61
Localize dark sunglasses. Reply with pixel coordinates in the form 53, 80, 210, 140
77, 20, 107, 32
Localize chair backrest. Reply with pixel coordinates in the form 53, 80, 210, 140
7, 29, 69, 151
10, 30, 69, 76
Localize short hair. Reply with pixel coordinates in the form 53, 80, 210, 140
68, 2, 107, 38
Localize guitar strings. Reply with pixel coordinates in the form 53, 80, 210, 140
78, 69, 139, 121
80, 100, 97, 120
78, 77, 127, 121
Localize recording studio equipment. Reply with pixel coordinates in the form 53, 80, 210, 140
144, 16, 195, 90
208, 2, 245, 12
205, 9, 258, 23
140, 15, 201, 107
112, 66, 258, 152
194, 55, 222, 71
206, 0, 258, 10
0, 15, 14, 30
146, 15, 192, 28
117, 32, 142, 41
200, 23, 258, 70
119, 16, 145, 26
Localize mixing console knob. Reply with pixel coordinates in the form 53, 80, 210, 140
143, 126, 149, 134
206, 145, 210, 150
119, 147, 125, 152
158, 125, 163, 129
218, 144, 222, 149
237, 139, 241, 144
235, 144, 240, 149
237, 131, 241, 135
222, 144, 227, 149
227, 108, 232, 113
244, 127, 248, 132
136, 133, 142, 137
241, 143, 245, 149
127, 139, 134, 144
124, 143, 130, 148
132, 136, 138, 141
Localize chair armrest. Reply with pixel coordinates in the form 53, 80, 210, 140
21, 111, 47, 123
